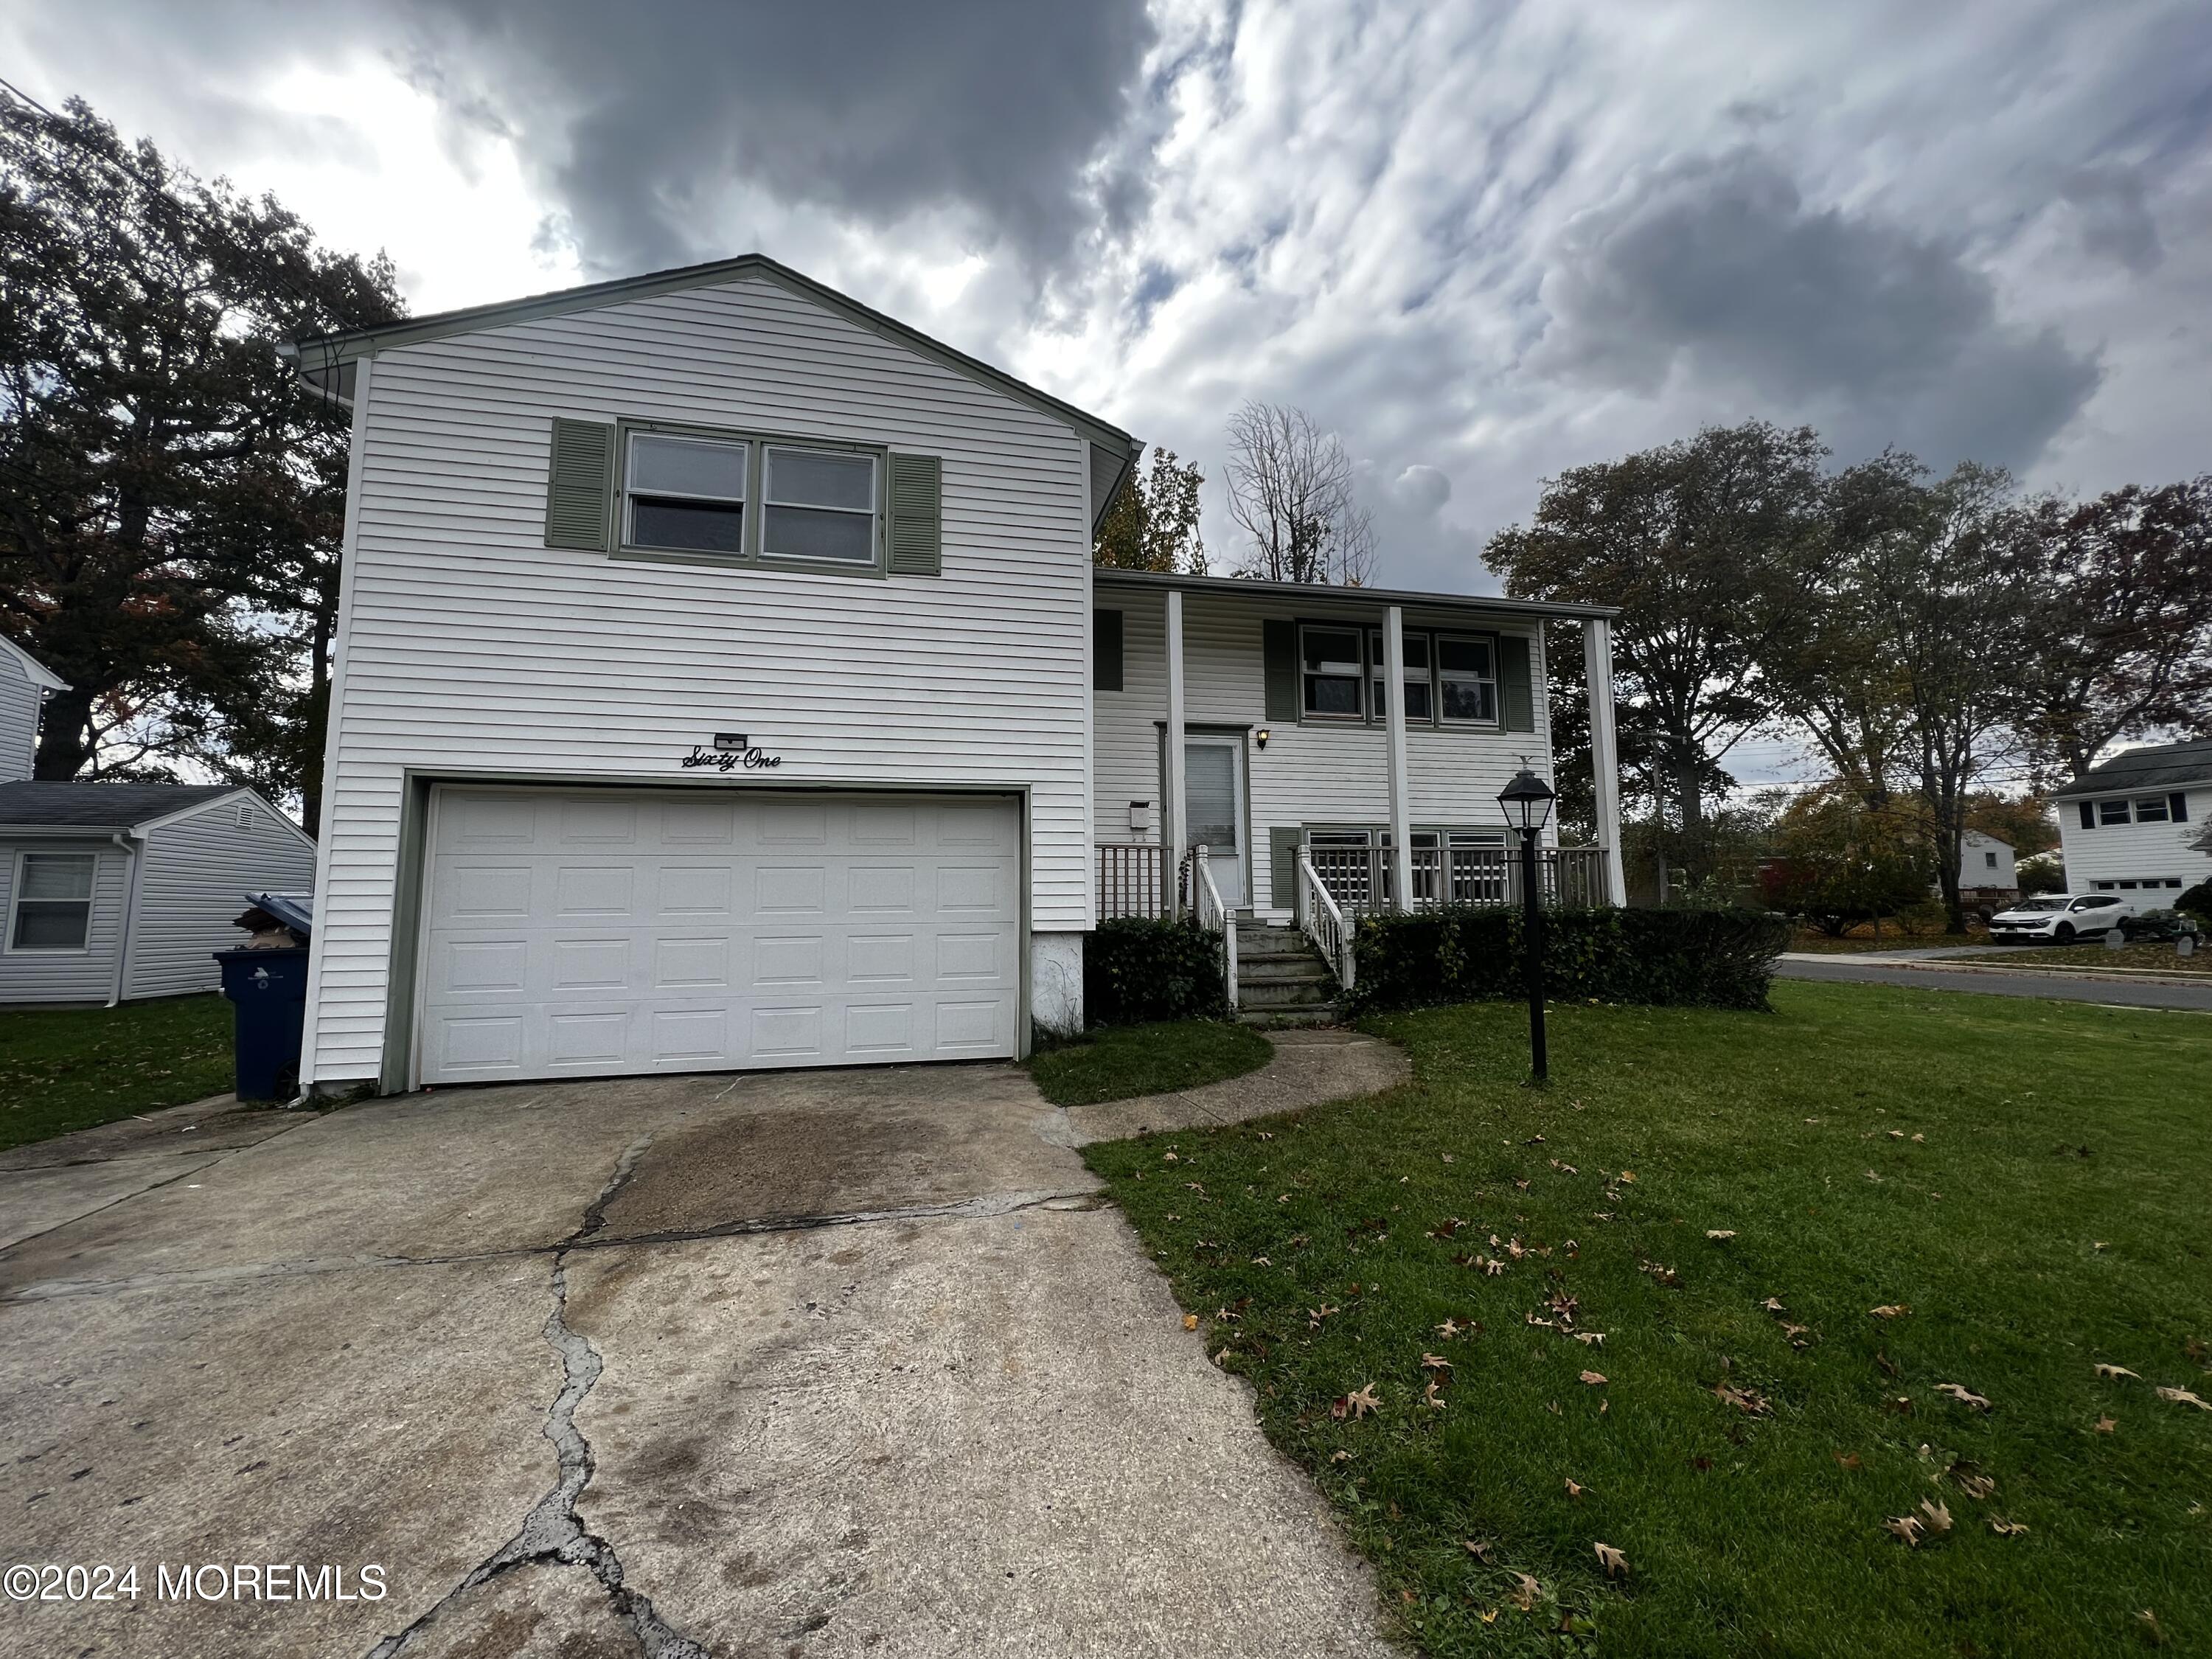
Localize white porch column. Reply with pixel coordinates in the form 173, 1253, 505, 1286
1384, 605, 1413, 911
1584, 616, 1627, 905
1165, 588, 1187, 916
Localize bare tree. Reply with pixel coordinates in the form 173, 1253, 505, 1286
1222, 401, 1377, 585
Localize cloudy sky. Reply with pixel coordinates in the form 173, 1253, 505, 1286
7, 0, 2209, 783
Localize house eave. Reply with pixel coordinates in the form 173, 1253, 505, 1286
1088, 566, 1622, 623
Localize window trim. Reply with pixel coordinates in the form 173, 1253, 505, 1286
2098, 799, 2132, 826
7, 849, 97, 956
1293, 620, 1506, 731
611, 417, 888, 578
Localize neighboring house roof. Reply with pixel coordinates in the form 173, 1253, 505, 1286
1091, 566, 1622, 623
2051, 739, 2212, 799
1962, 830, 2012, 849
282, 252, 1138, 467
0, 782, 242, 832
0, 635, 69, 692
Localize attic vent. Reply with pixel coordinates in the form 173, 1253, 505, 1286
236, 804, 257, 831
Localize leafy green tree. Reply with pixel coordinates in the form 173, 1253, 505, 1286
1486, 420, 1827, 872
0, 92, 401, 827
1093, 445, 1207, 573
1757, 788, 1933, 936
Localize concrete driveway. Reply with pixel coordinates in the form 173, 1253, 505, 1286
0, 1064, 1394, 1659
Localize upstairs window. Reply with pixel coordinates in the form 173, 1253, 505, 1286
2133, 796, 2170, 823
10, 852, 94, 951
1301, 627, 1365, 718
2098, 799, 2131, 826
1437, 634, 1498, 725
1368, 631, 1433, 721
763, 445, 877, 563
625, 433, 748, 554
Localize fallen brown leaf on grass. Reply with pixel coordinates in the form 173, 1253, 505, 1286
1706, 1229, 1736, 1240
1436, 1318, 1463, 1339
1330, 1449, 1352, 1463
1920, 1498, 1954, 1534
1938, 1382, 1992, 1411
1421, 1352, 1453, 1371
1871, 1304, 1911, 1319
1564, 1478, 1585, 1498
1182, 1313, 1199, 1331
1989, 1518, 2028, 1537
1834, 1451, 1863, 1470
1423, 1377, 1447, 1410
1509, 1573, 1541, 1612
1884, 1514, 1925, 1547
2096, 1363, 2140, 1381
1579, 1370, 1607, 1386
2096, 1416, 2118, 1433
1462, 1538, 1492, 1562
1574, 1331, 1607, 1346
1307, 1305, 1339, 1329
1952, 1470, 1997, 1500
1714, 1382, 1771, 1415
2157, 1385, 2211, 1411
1781, 1323, 1813, 1349
1340, 1382, 1380, 1419
1593, 1542, 1629, 1578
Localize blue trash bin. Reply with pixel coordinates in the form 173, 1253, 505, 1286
214, 946, 310, 1102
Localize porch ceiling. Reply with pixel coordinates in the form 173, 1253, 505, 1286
1089, 566, 1619, 624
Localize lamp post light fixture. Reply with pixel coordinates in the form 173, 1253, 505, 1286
1497, 768, 1557, 1084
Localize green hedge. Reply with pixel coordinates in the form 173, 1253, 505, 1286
1085, 917, 1230, 1026
1348, 905, 1792, 1014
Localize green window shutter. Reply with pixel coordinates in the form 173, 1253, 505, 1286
888, 453, 942, 575
1094, 609, 1124, 692
1270, 826, 1302, 910
1499, 633, 1535, 732
544, 418, 613, 551
1263, 619, 1298, 722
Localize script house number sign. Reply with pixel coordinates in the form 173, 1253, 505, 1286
683, 733, 784, 772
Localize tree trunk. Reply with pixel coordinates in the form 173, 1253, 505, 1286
32, 685, 97, 779
1931, 804, 1967, 934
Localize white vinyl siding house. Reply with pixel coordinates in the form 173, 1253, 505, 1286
2054, 742, 2211, 896
0, 783, 317, 1006
0, 636, 66, 784
293, 257, 1127, 1092
289, 254, 1623, 1092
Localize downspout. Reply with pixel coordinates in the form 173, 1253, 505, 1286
106, 830, 143, 1008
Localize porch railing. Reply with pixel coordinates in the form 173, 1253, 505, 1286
1304, 844, 1611, 916
1096, 841, 1167, 920
1189, 845, 1238, 1009
1295, 850, 1355, 991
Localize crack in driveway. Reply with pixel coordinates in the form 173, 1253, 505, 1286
364, 1135, 710, 1659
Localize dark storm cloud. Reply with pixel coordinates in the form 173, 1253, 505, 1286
392, 0, 1159, 273
2062, 164, 2165, 273
1532, 148, 2101, 471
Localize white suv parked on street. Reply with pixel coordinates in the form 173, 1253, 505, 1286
1986, 893, 2140, 943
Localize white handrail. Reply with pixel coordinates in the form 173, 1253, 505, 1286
1297, 850, 1355, 992
1189, 845, 1238, 1009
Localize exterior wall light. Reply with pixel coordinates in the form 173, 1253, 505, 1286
1255, 727, 1270, 750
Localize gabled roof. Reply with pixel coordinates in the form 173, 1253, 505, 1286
0, 634, 69, 692
0, 782, 241, 832
1091, 566, 1621, 622
2051, 738, 2212, 799
284, 252, 1138, 462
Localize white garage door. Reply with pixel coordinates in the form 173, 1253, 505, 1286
417, 787, 1022, 1085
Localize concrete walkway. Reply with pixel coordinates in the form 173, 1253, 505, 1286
1046, 1027, 1409, 1147
0, 1059, 1398, 1659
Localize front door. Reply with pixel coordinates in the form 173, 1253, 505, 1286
1183, 737, 1246, 907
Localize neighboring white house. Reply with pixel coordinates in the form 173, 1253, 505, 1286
2052, 738, 2212, 898
0, 637, 320, 1005
1957, 830, 2017, 900
282, 254, 1624, 1096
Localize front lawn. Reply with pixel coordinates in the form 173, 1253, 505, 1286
1083, 982, 2212, 1657
1026, 1018, 1272, 1107
0, 995, 235, 1151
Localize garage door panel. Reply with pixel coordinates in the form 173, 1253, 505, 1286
419, 788, 1020, 1084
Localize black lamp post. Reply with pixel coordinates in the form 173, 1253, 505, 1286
1498, 768, 1557, 1084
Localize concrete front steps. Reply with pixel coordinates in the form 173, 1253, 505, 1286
1234, 925, 1344, 1027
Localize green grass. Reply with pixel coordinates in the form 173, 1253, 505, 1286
1083, 983, 2212, 1658
1026, 1018, 1273, 1107
0, 995, 236, 1150
1941, 941, 2212, 975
